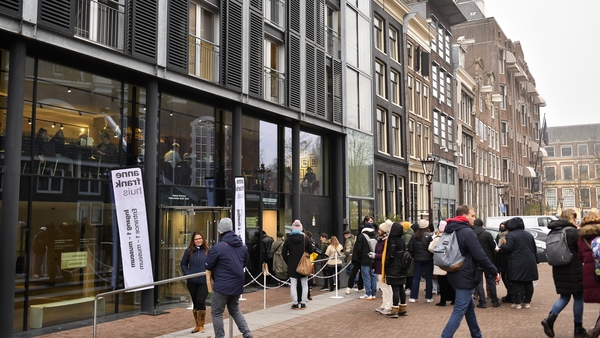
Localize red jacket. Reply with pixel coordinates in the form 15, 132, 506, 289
578, 222, 600, 303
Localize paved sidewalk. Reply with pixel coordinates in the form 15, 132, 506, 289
24, 263, 600, 338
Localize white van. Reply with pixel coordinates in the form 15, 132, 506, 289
484, 215, 557, 233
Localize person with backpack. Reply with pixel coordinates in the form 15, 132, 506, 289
408, 219, 434, 303
541, 209, 586, 337
401, 221, 415, 296
261, 231, 275, 284
384, 222, 410, 317
498, 217, 539, 310
353, 221, 377, 300
578, 211, 600, 338
441, 205, 500, 338
472, 218, 500, 308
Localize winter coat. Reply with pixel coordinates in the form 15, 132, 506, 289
578, 222, 600, 303
272, 237, 288, 280
205, 231, 250, 296
408, 230, 433, 262
402, 228, 415, 277
282, 231, 314, 278
384, 223, 407, 286
262, 235, 274, 262
181, 245, 208, 284
499, 218, 538, 282
325, 243, 344, 266
352, 228, 376, 267
343, 235, 356, 264
473, 225, 496, 263
444, 216, 498, 290
547, 219, 582, 295
373, 236, 387, 274
494, 231, 510, 273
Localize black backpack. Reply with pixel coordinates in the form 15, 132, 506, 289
546, 227, 573, 266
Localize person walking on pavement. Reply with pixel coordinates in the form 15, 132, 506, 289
499, 217, 539, 310
180, 231, 210, 333
384, 222, 409, 317
473, 218, 500, 308
408, 219, 434, 303
441, 205, 500, 338
541, 209, 587, 337
372, 220, 393, 315
578, 211, 600, 337
343, 230, 357, 294
429, 221, 455, 306
282, 220, 314, 309
205, 218, 253, 338
354, 220, 377, 300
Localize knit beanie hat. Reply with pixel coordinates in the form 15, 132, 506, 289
438, 221, 447, 233
474, 218, 484, 227
419, 219, 429, 229
218, 217, 233, 234
379, 219, 393, 234
401, 221, 411, 231
291, 219, 303, 232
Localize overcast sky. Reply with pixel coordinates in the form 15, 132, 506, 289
483, 0, 600, 127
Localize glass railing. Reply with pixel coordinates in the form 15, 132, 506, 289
264, 0, 285, 29
188, 35, 220, 83
264, 66, 285, 104
75, 0, 125, 50
326, 29, 341, 59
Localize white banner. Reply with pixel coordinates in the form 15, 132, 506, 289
234, 177, 246, 243
111, 168, 154, 290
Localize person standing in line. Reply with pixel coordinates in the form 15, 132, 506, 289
372, 220, 393, 315
354, 220, 377, 300
282, 220, 314, 309
429, 221, 455, 306
441, 205, 500, 338
346, 216, 372, 293
384, 222, 409, 317
541, 209, 587, 337
205, 218, 253, 338
401, 221, 415, 296
325, 235, 344, 291
408, 219, 434, 303
181, 231, 210, 333
498, 217, 538, 310
495, 221, 513, 303
472, 218, 500, 308
343, 229, 357, 294
319, 232, 331, 291
272, 232, 288, 284
578, 211, 600, 338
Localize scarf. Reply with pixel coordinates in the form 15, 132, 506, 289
381, 237, 388, 283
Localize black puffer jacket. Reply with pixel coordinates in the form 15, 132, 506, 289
499, 217, 538, 282
473, 225, 496, 263
408, 230, 433, 262
384, 223, 407, 285
548, 219, 583, 295
282, 231, 314, 278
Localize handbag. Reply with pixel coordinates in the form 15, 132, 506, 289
296, 237, 312, 276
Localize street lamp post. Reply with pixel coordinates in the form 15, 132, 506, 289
496, 184, 506, 216
420, 154, 438, 227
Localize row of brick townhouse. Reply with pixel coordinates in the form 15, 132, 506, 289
0, 0, 547, 334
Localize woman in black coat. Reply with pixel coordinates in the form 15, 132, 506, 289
499, 217, 538, 309
541, 210, 586, 337
282, 220, 313, 309
383, 222, 409, 317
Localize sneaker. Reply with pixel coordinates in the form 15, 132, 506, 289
300, 303, 306, 310
405, 289, 411, 295
359, 295, 370, 300
510, 303, 521, 309
375, 307, 385, 313
492, 302, 501, 307
523, 303, 531, 309
320, 287, 329, 292
476, 303, 486, 308
353, 287, 359, 291
291, 304, 299, 310
426, 298, 434, 303
380, 308, 391, 315
408, 298, 416, 303
345, 287, 351, 295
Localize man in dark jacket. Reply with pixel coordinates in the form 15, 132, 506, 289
441, 205, 500, 338
205, 218, 253, 338
473, 218, 500, 308
353, 221, 378, 300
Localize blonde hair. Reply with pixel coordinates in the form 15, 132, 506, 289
329, 235, 340, 247
559, 209, 578, 225
581, 211, 600, 228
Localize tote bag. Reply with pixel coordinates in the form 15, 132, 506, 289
296, 237, 312, 276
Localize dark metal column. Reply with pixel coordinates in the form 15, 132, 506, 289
0, 39, 26, 335
334, 134, 345, 236
292, 121, 300, 220
141, 80, 158, 313
232, 105, 242, 178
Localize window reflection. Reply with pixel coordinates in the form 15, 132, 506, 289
299, 131, 324, 196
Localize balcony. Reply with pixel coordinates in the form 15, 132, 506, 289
75, 0, 125, 50
188, 35, 220, 83
264, 0, 285, 29
264, 66, 285, 105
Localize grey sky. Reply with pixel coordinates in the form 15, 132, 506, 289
483, 0, 600, 127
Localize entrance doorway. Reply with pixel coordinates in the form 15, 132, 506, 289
157, 206, 230, 305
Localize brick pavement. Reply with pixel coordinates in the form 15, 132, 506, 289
19, 263, 600, 338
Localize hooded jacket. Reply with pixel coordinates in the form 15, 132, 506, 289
384, 223, 407, 285
282, 231, 314, 278
352, 227, 376, 266
205, 231, 249, 295
578, 221, 600, 303
472, 224, 496, 263
547, 219, 582, 295
499, 217, 538, 282
444, 216, 498, 290
181, 245, 208, 284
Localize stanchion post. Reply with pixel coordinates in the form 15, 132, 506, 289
263, 263, 267, 309
330, 251, 343, 299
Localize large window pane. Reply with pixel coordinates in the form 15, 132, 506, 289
348, 129, 373, 197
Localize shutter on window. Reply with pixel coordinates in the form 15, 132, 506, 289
289, 0, 300, 34
130, 0, 157, 62
167, 0, 188, 73
305, 0, 315, 42
248, 11, 263, 98
0, 0, 20, 17
250, 0, 262, 11
421, 52, 430, 77
316, 49, 326, 118
305, 44, 315, 114
316, 0, 325, 47
287, 33, 301, 110
333, 59, 343, 124
38, 0, 72, 34
222, 1, 243, 90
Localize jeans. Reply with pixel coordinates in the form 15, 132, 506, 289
211, 291, 252, 338
474, 270, 498, 304
441, 288, 482, 338
361, 265, 377, 297
377, 274, 393, 309
290, 276, 308, 304
551, 293, 584, 323
410, 260, 434, 300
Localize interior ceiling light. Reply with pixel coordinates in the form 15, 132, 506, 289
52, 122, 56, 128
67, 87, 72, 93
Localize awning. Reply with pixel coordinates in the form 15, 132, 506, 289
505, 51, 516, 64
529, 139, 548, 157
526, 82, 537, 94
534, 95, 547, 107
539, 147, 548, 157
524, 166, 536, 178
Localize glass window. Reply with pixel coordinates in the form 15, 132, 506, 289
578, 144, 588, 156
561, 145, 572, 157
407, 42, 413, 69
579, 165, 589, 180
347, 69, 359, 129
439, 68, 445, 103
348, 129, 373, 197
546, 188, 557, 210
545, 146, 554, 157
391, 114, 401, 158
189, 2, 219, 82
423, 86, 429, 120
359, 74, 372, 133
357, 14, 372, 73
389, 27, 399, 62
264, 39, 285, 104
390, 69, 400, 106
299, 131, 325, 196
563, 188, 575, 208
446, 75, 452, 107
388, 175, 397, 216
415, 80, 421, 116
562, 165, 573, 180
264, 0, 285, 28
432, 64, 438, 98
433, 110, 439, 144
409, 119, 415, 158
375, 61, 386, 98
376, 107, 387, 154
345, 7, 358, 67
376, 172, 385, 218
407, 75, 413, 112
374, 15, 384, 52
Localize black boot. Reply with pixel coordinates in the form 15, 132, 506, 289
574, 322, 587, 337
541, 311, 557, 338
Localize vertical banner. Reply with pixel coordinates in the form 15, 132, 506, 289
234, 177, 246, 243
111, 168, 154, 289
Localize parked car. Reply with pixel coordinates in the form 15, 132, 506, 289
486, 215, 556, 234
484, 227, 547, 263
